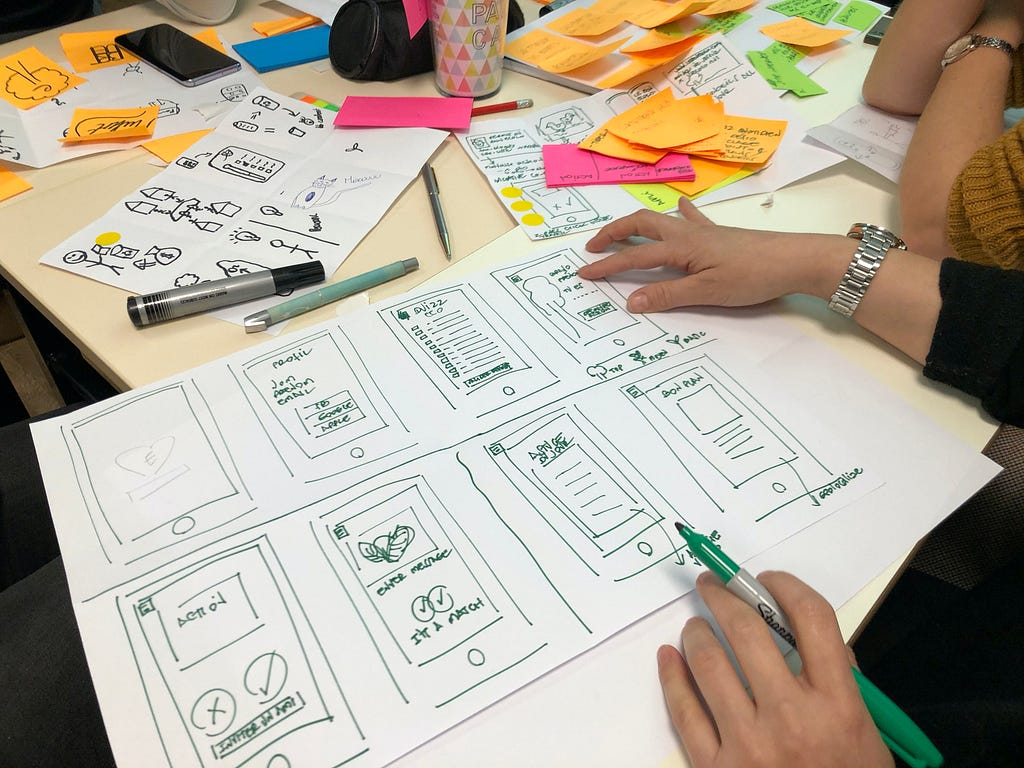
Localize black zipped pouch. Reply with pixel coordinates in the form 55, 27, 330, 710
328, 0, 524, 82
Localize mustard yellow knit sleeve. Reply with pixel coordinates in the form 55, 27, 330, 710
947, 120, 1024, 269
1009, 46, 1024, 108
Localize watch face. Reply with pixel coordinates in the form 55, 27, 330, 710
944, 35, 974, 62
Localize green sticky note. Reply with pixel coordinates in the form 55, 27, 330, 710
765, 40, 805, 65
623, 183, 682, 212
748, 49, 827, 97
692, 12, 751, 36
767, 0, 840, 24
834, 0, 882, 30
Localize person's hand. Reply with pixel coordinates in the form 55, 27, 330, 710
579, 199, 851, 314
657, 571, 894, 768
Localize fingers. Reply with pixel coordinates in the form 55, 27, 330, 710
756, 571, 857, 694
681, 615, 755, 738
577, 239, 682, 281
677, 196, 712, 223
584, 209, 684, 254
696, 572, 796, 703
657, 644, 720, 767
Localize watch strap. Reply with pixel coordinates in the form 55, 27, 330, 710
828, 224, 906, 318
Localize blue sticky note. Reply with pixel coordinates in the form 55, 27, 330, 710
232, 25, 331, 73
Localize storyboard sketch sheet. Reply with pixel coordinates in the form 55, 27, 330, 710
32, 234, 894, 768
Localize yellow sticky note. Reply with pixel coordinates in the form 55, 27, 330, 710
62, 105, 159, 143
504, 29, 628, 73
546, 8, 625, 37
59, 30, 138, 72
621, 28, 695, 54
0, 166, 32, 202
252, 14, 322, 36
193, 28, 229, 54
579, 128, 668, 163
714, 114, 787, 162
759, 18, 851, 47
141, 129, 212, 162
0, 48, 87, 110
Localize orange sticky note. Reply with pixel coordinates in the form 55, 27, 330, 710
714, 114, 787, 162
759, 18, 851, 47
620, 28, 696, 54
579, 128, 668, 163
546, 8, 625, 37
612, 94, 724, 149
0, 48, 87, 110
626, 0, 710, 28
59, 30, 138, 72
624, 34, 705, 63
0, 166, 31, 202
141, 129, 213, 162
504, 29, 628, 73
193, 28, 229, 54
62, 105, 159, 143
701, 0, 755, 14
666, 156, 748, 195
252, 14, 322, 36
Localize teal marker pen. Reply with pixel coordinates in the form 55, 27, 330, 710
674, 523, 943, 768
243, 258, 418, 332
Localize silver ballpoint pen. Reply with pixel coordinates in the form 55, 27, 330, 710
422, 164, 452, 260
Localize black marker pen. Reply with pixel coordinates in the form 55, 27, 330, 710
127, 261, 325, 328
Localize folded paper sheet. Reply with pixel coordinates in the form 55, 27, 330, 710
34, 232, 895, 768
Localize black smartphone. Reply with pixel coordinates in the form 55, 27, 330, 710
864, 15, 893, 46
114, 24, 241, 87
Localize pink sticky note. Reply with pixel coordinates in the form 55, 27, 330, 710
403, 0, 429, 37
542, 144, 697, 187
334, 96, 473, 131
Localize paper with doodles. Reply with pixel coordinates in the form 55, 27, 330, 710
33, 231, 886, 768
0, 34, 262, 168
38, 88, 447, 325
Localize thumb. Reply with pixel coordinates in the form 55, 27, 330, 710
626, 274, 707, 313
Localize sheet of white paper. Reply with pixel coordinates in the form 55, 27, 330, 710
36, 88, 448, 325
460, 35, 841, 240
277, 0, 345, 24
805, 102, 917, 183
34, 234, 910, 768
0, 39, 263, 168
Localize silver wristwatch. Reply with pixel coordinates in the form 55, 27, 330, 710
827, 223, 907, 318
941, 33, 1015, 69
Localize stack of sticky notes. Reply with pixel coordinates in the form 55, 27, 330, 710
573, 89, 787, 197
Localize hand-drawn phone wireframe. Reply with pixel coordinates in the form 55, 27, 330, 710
314, 476, 547, 708
491, 247, 700, 380
620, 356, 845, 521
61, 382, 254, 565
380, 285, 558, 417
121, 538, 365, 767
486, 406, 686, 582
234, 328, 415, 479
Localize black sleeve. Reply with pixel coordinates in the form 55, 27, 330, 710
923, 259, 1024, 427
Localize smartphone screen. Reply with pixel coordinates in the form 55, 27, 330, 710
115, 24, 241, 87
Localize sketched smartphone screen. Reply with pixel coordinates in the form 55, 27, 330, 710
115, 24, 241, 87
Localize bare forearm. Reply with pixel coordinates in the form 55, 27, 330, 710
898, 12, 1023, 257
863, 0, 985, 115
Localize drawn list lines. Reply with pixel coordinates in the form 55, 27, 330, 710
381, 285, 558, 416
487, 407, 685, 582
317, 477, 541, 707
62, 382, 251, 565
122, 540, 361, 767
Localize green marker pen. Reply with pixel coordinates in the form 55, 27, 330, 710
674, 522, 943, 768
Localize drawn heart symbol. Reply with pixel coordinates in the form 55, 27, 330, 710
116, 436, 175, 477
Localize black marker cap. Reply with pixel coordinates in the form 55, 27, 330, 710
271, 261, 326, 292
